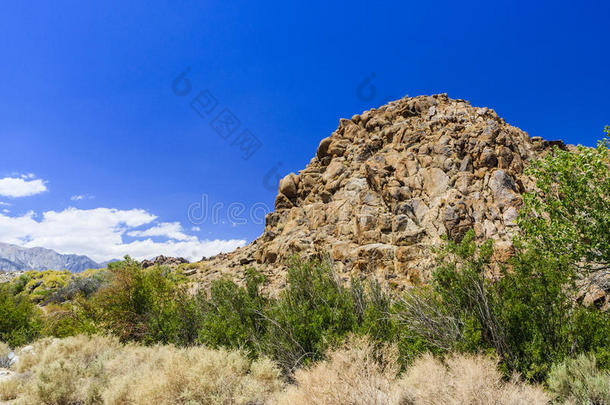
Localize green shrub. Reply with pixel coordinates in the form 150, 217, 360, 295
41, 300, 99, 338
391, 285, 458, 364
420, 230, 610, 381
570, 307, 610, 370
197, 269, 267, 352
548, 353, 610, 404
432, 234, 503, 356
351, 278, 394, 342
261, 259, 359, 372
46, 271, 107, 304
0, 283, 43, 347
494, 244, 578, 380
13, 270, 72, 303
93, 256, 192, 344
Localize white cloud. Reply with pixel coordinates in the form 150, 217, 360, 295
0, 207, 246, 262
192, 226, 201, 232
71, 194, 94, 201
0, 176, 48, 197
127, 222, 196, 241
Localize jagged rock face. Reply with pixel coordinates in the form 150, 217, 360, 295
199, 94, 560, 289
577, 270, 610, 312
141, 255, 189, 269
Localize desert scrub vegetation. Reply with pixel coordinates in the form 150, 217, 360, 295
547, 353, 610, 404
9, 269, 107, 305
5, 334, 281, 405
0, 268, 107, 346
405, 230, 610, 381
0, 341, 10, 367
274, 337, 550, 404
2, 335, 550, 405
0, 129, 608, 401
1, 253, 607, 402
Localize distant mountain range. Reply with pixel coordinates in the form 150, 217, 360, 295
0, 242, 108, 273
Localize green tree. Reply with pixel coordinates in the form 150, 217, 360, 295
519, 127, 610, 271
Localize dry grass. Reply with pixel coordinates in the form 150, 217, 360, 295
273, 337, 401, 405
274, 338, 549, 405
0, 341, 11, 368
0, 377, 21, 401
5, 335, 550, 405
400, 353, 549, 405
0, 341, 9, 356
10, 335, 281, 405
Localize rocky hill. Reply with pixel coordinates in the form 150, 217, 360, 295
195, 94, 567, 290
0, 242, 101, 273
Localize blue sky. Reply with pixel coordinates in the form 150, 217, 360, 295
0, 0, 608, 261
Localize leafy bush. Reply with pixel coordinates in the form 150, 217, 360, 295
93, 256, 193, 344
495, 247, 574, 379
519, 127, 610, 271
262, 259, 360, 372
423, 231, 610, 381
41, 300, 99, 338
0, 283, 42, 347
196, 259, 396, 373
431, 234, 505, 356
11, 270, 73, 303
548, 353, 610, 404
352, 278, 395, 343
197, 269, 268, 352
391, 285, 459, 363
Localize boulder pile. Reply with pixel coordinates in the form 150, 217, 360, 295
197, 94, 565, 290
141, 255, 189, 269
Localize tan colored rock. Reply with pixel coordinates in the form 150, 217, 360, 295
322, 159, 345, 183
275, 193, 293, 210
279, 173, 298, 199
577, 271, 610, 312
316, 137, 332, 159
488, 170, 520, 209
196, 94, 567, 292
423, 168, 449, 197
